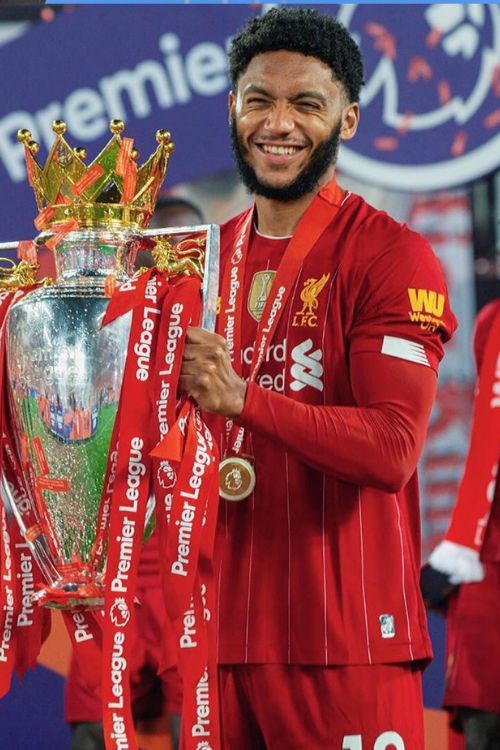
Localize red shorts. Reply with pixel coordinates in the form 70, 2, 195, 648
215, 663, 424, 750
65, 586, 182, 723
444, 561, 500, 713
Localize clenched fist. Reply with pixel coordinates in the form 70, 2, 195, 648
179, 327, 247, 418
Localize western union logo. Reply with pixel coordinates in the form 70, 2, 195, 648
408, 288, 444, 317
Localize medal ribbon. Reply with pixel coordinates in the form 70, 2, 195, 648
218, 177, 344, 456
445, 305, 500, 552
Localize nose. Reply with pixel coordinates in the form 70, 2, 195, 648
264, 101, 295, 135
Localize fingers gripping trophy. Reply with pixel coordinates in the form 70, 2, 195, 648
0, 120, 221, 750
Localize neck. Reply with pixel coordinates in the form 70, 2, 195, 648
253, 169, 335, 237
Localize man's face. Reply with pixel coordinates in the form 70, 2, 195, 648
229, 50, 359, 201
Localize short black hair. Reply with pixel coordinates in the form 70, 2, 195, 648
228, 7, 364, 103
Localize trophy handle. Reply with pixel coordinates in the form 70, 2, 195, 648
143, 223, 220, 332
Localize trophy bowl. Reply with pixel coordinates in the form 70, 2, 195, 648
5, 228, 136, 608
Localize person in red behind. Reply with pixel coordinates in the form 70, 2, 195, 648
422, 299, 500, 750
178, 8, 457, 749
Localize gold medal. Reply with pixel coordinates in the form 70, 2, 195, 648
219, 455, 256, 502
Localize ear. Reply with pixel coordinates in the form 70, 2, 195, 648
340, 102, 360, 142
228, 90, 236, 124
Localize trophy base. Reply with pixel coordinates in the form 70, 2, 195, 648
33, 582, 104, 610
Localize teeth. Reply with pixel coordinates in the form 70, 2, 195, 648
262, 145, 299, 155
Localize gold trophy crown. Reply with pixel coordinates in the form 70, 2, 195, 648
17, 119, 175, 232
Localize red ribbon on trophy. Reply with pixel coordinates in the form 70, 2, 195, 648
97, 268, 220, 750
0, 265, 221, 750
99, 268, 170, 750
151, 401, 220, 750
147, 274, 221, 750
0, 288, 48, 695
2, 428, 50, 684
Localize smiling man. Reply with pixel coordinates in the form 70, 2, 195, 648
179, 8, 457, 749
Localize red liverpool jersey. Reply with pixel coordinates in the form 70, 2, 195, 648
215, 189, 457, 666
475, 300, 500, 563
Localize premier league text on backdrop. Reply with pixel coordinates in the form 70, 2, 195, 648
0, 31, 231, 183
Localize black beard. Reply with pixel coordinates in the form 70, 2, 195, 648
230, 116, 341, 202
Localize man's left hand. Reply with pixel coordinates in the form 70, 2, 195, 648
179, 327, 247, 418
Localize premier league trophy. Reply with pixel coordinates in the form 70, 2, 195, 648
0, 119, 219, 611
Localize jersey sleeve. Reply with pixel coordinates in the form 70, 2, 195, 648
348, 231, 457, 372
239, 350, 437, 491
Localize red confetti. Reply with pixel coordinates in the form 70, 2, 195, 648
451, 131, 467, 157
397, 112, 414, 135
407, 57, 433, 83
24, 524, 43, 543
20, 433, 29, 466
365, 21, 390, 38
373, 137, 399, 152
55, 191, 72, 206
33, 437, 49, 476
365, 21, 396, 60
426, 28, 443, 49
374, 33, 396, 61
438, 80, 452, 105
484, 109, 500, 129
37, 477, 69, 493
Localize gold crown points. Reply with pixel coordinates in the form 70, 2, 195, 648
18, 120, 175, 233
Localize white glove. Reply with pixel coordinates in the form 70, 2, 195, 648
428, 540, 485, 584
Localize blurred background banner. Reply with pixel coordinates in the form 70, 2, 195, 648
337, 4, 500, 190
0, 5, 499, 748
0, 5, 252, 240
1, 4, 499, 240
